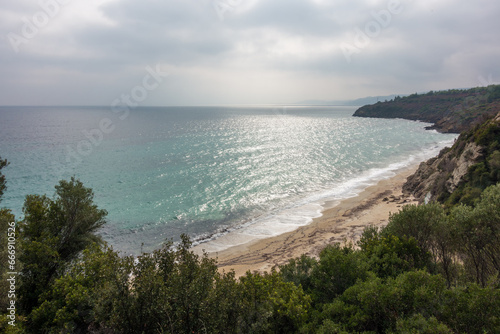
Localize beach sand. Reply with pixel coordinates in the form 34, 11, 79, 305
192, 166, 419, 277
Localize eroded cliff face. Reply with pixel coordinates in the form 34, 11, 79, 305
447, 142, 483, 193
403, 142, 482, 203
403, 112, 500, 205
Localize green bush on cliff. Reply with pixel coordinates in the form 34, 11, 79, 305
438, 114, 500, 208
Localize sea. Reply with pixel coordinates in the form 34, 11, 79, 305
0, 106, 457, 255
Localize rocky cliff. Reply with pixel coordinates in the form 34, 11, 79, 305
403, 112, 500, 206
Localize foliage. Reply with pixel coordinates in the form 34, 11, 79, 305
310, 271, 447, 333
383, 203, 458, 285
29, 244, 124, 333
449, 184, 500, 286
17, 177, 107, 330
0, 210, 16, 313
89, 235, 229, 333
436, 114, 500, 207
391, 314, 453, 334
359, 229, 431, 279
439, 284, 500, 334
2, 169, 499, 333
0, 156, 8, 202
238, 270, 311, 333
279, 254, 317, 293
314, 319, 349, 334
309, 244, 369, 304
384, 203, 445, 253
487, 84, 500, 103
353, 85, 500, 133
0, 315, 26, 334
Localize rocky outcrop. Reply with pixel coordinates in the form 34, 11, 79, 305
352, 84, 500, 205
447, 142, 483, 193
403, 112, 500, 204
403, 142, 483, 203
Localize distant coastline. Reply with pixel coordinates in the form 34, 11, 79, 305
353, 85, 500, 133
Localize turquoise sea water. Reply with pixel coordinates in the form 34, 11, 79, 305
0, 106, 457, 255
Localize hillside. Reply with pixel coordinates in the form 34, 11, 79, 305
403, 111, 500, 206
353, 85, 500, 133
296, 94, 402, 106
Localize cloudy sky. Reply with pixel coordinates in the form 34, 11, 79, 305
1, 0, 499, 106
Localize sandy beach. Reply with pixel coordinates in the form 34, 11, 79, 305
192, 165, 419, 277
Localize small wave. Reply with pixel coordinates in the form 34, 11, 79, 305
193, 137, 456, 253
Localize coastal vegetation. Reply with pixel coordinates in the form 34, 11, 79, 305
353, 85, 500, 133
404, 111, 500, 207
1, 174, 499, 333
1, 106, 500, 333
353, 84, 500, 207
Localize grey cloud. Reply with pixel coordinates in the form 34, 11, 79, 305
0, 0, 499, 105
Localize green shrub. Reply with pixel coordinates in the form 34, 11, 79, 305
310, 244, 369, 304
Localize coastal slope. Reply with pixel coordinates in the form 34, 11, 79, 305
353, 85, 500, 133
403, 111, 500, 205
353, 85, 500, 206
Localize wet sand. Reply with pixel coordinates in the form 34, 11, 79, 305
192, 166, 418, 277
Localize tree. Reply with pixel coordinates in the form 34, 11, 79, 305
29, 244, 126, 333
0, 209, 16, 316
320, 271, 447, 333
0, 157, 14, 312
359, 227, 431, 279
384, 203, 446, 255
18, 195, 60, 316
310, 244, 369, 304
18, 177, 107, 327
238, 269, 311, 333
50, 177, 107, 262
93, 235, 242, 334
439, 284, 500, 333
450, 184, 500, 286
0, 157, 8, 202
383, 203, 462, 285
279, 254, 318, 293
431, 216, 457, 287
393, 314, 452, 334
473, 183, 500, 277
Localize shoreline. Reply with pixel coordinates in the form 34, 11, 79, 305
192, 165, 419, 277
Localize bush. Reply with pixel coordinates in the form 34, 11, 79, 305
310, 244, 369, 304
449, 184, 500, 286
392, 314, 452, 334
279, 254, 317, 293
361, 232, 431, 278
384, 203, 445, 254
320, 271, 447, 333
238, 270, 311, 334
440, 284, 500, 333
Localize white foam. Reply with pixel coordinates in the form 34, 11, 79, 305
194, 137, 457, 253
